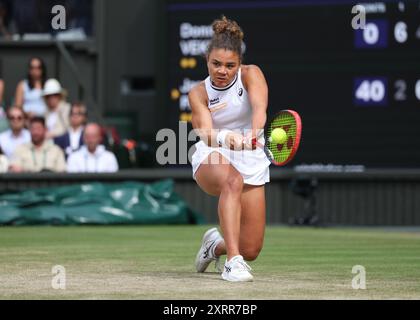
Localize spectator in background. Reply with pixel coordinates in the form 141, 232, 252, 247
15, 57, 47, 118
67, 123, 119, 173
9, 116, 66, 172
12, 0, 43, 35
0, 78, 4, 106
66, 0, 93, 36
54, 102, 87, 158
43, 79, 70, 139
0, 146, 8, 172
0, 0, 13, 39
0, 106, 30, 159
0, 79, 8, 132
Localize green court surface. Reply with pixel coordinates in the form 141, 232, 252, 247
0, 226, 419, 299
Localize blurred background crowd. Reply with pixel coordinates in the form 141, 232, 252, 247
0, 57, 118, 174
0, 0, 92, 40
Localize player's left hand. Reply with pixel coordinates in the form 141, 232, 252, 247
243, 130, 258, 150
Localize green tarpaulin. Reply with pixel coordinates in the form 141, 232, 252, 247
0, 179, 204, 226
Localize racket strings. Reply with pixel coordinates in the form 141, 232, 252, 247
266, 113, 296, 163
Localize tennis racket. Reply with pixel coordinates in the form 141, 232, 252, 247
251, 109, 302, 166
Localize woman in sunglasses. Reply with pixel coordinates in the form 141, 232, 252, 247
14, 57, 48, 118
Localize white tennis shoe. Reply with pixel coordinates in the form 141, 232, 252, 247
221, 255, 253, 282
195, 228, 223, 273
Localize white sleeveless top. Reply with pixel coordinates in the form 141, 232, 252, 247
204, 68, 252, 131
191, 68, 270, 185
23, 80, 47, 116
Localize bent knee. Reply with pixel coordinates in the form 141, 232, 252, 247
222, 174, 244, 194
241, 247, 262, 261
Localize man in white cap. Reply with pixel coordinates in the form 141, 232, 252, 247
43, 78, 71, 139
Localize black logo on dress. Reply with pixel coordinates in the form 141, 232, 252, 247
210, 97, 220, 106
238, 88, 243, 97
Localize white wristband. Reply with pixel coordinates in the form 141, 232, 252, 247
216, 129, 232, 147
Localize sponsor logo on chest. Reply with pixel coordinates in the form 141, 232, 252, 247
209, 97, 220, 106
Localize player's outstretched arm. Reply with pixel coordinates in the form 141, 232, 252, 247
243, 65, 268, 140
189, 83, 217, 147
189, 83, 244, 150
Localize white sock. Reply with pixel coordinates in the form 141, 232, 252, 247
211, 238, 224, 258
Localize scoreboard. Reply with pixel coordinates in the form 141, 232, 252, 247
165, 0, 420, 168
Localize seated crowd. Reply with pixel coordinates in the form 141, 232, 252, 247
0, 57, 119, 173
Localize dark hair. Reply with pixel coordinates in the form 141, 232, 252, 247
70, 101, 88, 116
27, 57, 47, 89
0, 1, 11, 27
29, 116, 46, 128
6, 106, 25, 118
207, 16, 244, 60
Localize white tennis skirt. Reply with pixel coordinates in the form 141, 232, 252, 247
191, 140, 270, 186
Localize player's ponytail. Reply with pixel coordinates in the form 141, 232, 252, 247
207, 16, 244, 60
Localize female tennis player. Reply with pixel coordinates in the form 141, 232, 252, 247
190, 16, 271, 282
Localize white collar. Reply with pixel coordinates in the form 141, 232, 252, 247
9, 129, 26, 138
70, 126, 84, 134
82, 145, 105, 157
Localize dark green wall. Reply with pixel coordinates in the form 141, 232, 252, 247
100, 0, 162, 140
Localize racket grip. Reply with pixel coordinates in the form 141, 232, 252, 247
251, 130, 264, 146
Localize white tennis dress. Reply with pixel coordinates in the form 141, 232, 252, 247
191, 68, 270, 185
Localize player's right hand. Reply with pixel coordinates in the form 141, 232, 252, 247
225, 132, 245, 150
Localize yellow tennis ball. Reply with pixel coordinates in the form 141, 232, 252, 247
271, 128, 287, 144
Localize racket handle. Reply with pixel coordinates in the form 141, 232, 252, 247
251, 130, 264, 146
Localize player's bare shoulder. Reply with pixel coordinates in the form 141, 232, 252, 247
241, 64, 266, 89
188, 81, 208, 110
241, 64, 264, 77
